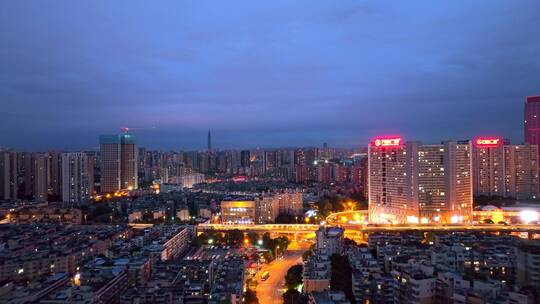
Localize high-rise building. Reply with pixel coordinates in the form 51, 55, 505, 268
100, 135, 121, 193
120, 132, 138, 190
368, 137, 473, 224
0, 150, 18, 200
440, 140, 473, 223
368, 137, 416, 224
471, 137, 539, 200
504, 144, 539, 199
33, 153, 49, 202
47, 151, 63, 199
62, 152, 94, 203
472, 138, 505, 197
524, 95, 540, 147
99, 131, 138, 193
20, 153, 49, 202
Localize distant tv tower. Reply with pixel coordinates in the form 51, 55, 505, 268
207, 130, 212, 152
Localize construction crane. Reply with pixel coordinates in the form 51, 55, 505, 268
120, 126, 157, 133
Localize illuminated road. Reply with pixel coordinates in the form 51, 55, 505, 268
197, 222, 540, 234
255, 250, 304, 304
197, 223, 319, 234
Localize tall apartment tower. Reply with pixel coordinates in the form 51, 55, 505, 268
524, 96, 540, 147
472, 138, 505, 197
504, 144, 539, 199
0, 150, 18, 200
32, 153, 49, 202
368, 138, 417, 224
369, 137, 473, 224
48, 151, 63, 199
62, 152, 94, 203
443, 140, 473, 223
99, 131, 138, 193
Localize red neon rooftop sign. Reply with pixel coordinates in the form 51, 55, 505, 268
474, 137, 501, 147
371, 137, 402, 147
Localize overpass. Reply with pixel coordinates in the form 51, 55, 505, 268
197, 222, 540, 234
196, 223, 320, 234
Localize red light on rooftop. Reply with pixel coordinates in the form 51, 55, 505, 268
371, 137, 402, 147
474, 137, 501, 147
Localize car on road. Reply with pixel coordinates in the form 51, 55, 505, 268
260, 271, 270, 281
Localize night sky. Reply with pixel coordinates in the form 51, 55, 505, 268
1, 1, 539, 151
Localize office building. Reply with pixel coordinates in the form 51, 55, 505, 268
62, 152, 94, 203
220, 200, 256, 224
100, 135, 121, 193
120, 132, 138, 190
99, 131, 138, 193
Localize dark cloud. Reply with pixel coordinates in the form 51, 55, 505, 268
0, 0, 539, 150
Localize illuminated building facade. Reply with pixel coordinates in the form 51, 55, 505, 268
220, 200, 256, 224
369, 137, 473, 224
368, 137, 417, 224
443, 140, 473, 223
473, 205, 540, 224
472, 138, 505, 197
504, 144, 539, 199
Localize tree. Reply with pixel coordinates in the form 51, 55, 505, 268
244, 289, 259, 304
227, 229, 244, 246
248, 232, 260, 245
283, 289, 306, 304
285, 265, 303, 290
197, 229, 224, 245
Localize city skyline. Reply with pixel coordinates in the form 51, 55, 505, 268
3, 3, 540, 304
1, 1, 540, 150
